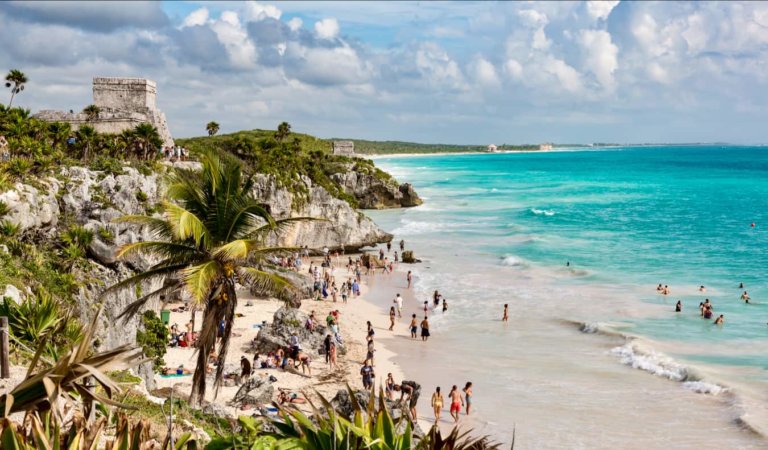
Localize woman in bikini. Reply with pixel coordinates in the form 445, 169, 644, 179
389, 307, 396, 331
463, 382, 473, 416
431, 386, 444, 422
385, 373, 396, 400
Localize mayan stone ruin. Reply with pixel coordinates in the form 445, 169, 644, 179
332, 140, 355, 156
35, 77, 174, 147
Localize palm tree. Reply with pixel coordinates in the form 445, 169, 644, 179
104, 150, 305, 404
48, 122, 72, 150
129, 123, 162, 160
83, 104, 101, 122
275, 121, 291, 142
77, 124, 96, 161
206, 121, 220, 136
5, 69, 28, 107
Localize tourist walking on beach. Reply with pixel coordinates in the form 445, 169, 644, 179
389, 307, 396, 330
400, 239, 405, 251
360, 360, 375, 390
431, 387, 444, 422
420, 316, 430, 341
366, 336, 376, 366
409, 314, 418, 339
394, 293, 403, 317
449, 385, 463, 422
407, 271, 412, 289
442, 298, 448, 313
463, 382, 473, 415
502, 304, 509, 322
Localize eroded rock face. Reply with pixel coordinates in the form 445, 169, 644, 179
0, 179, 60, 231
252, 174, 391, 251
330, 170, 422, 209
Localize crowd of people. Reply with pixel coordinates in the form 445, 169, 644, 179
666, 281, 757, 326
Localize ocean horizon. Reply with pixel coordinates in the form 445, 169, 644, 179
367, 145, 768, 448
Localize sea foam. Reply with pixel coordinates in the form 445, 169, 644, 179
530, 208, 556, 216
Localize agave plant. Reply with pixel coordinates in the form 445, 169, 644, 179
0, 288, 82, 360
0, 306, 144, 420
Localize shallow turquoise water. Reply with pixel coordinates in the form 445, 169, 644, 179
370, 146, 768, 370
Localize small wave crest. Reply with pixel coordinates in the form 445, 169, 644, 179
391, 220, 442, 235
611, 342, 728, 396
530, 208, 556, 216
500, 255, 527, 268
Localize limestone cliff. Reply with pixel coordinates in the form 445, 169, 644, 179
0, 164, 390, 366
330, 167, 422, 209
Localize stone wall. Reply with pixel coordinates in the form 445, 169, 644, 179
93, 77, 157, 111
332, 141, 355, 156
34, 77, 174, 148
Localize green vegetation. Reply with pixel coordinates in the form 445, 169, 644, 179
104, 150, 302, 404
5, 69, 27, 107
206, 120, 220, 136
136, 310, 169, 370
0, 288, 82, 359
176, 126, 395, 208
345, 138, 548, 155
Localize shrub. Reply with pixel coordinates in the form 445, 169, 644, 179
0, 219, 20, 237
60, 224, 94, 250
135, 190, 148, 203
136, 310, 168, 370
98, 226, 115, 243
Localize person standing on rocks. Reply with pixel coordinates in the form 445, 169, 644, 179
324, 334, 333, 365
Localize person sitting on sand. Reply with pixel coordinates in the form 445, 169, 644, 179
714, 314, 724, 325
741, 291, 750, 303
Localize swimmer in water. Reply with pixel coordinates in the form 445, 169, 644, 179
741, 291, 750, 303
739, 282, 744, 289
699, 285, 706, 293
675, 301, 682, 312
502, 304, 509, 322
714, 314, 724, 325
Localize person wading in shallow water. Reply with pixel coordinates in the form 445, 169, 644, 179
409, 314, 418, 339
420, 316, 430, 341
449, 385, 463, 422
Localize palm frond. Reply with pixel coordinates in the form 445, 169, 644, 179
100, 263, 189, 302
163, 201, 209, 247
181, 260, 221, 305
115, 241, 203, 260
117, 279, 181, 321
113, 215, 174, 240
237, 267, 296, 300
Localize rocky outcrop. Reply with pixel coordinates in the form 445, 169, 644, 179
252, 174, 391, 251
330, 170, 422, 209
254, 306, 345, 356
331, 389, 425, 438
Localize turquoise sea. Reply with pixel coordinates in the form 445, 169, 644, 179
367, 146, 768, 448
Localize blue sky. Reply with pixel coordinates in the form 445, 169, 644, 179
1, 1, 768, 144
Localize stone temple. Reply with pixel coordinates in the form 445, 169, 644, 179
35, 77, 174, 147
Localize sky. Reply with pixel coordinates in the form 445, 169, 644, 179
1, 1, 768, 144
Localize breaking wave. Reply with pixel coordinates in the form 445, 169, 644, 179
530, 208, 556, 216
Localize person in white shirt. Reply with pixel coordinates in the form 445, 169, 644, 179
394, 294, 403, 318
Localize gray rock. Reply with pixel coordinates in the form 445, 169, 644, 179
202, 402, 236, 420
0, 180, 60, 231
254, 306, 343, 356
2, 285, 22, 304
330, 169, 422, 209
88, 239, 116, 266
230, 376, 275, 406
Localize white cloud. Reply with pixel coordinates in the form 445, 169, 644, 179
287, 17, 303, 32
314, 18, 340, 39
210, 11, 257, 69
243, 2, 281, 22
586, 1, 620, 21
414, 42, 465, 90
471, 57, 500, 88
579, 29, 618, 90
181, 7, 209, 28
504, 59, 523, 79
547, 57, 583, 93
